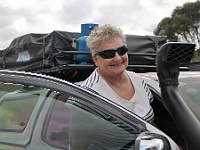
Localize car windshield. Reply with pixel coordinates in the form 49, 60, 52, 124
179, 77, 200, 121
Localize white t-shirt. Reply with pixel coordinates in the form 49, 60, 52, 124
81, 69, 154, 122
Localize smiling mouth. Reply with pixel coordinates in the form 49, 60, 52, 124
110, 62, 123, 66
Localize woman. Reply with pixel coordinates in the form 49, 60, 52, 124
81, 24, 154, 123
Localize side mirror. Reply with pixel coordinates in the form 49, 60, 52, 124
135, 132, 171, 150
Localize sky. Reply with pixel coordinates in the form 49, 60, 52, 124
0, 0, 198, 50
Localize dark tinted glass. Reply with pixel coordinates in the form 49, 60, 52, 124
95, 45, 128, 59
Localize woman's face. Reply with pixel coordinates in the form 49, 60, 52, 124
92, 37, 128, 78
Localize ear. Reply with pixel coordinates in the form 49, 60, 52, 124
92, 54, 98, 66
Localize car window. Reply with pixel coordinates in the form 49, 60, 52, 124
42, 93, 139, 150
0, 83, 38, 132
0, 81, 53, 148
42, 93, 71, 148
0, 82, 23, 97
0, 94, 38, 132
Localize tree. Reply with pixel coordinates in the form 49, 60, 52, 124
154, 1, 200, 48
154, 17, 178, 41
192, 48, 200, 62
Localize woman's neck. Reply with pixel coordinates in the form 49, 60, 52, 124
97, 69, 127, 86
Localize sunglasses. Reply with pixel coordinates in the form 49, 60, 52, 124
95, 45, 128, 59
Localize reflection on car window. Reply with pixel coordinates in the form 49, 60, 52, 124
43, 93, 71, 149
43, 93, 139, 150
0, 83, 38, 132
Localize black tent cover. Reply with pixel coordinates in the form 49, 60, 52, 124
0, 30, 167, 81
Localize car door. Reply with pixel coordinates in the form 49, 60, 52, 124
0, 70, 179, 150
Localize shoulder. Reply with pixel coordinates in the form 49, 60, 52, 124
80, 69, 101, 88
126, 70, 143, 81
126, 70, 140, 76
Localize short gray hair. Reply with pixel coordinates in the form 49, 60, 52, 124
87, 24, 126, 54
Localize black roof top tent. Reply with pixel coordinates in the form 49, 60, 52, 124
0, 28, 166, 82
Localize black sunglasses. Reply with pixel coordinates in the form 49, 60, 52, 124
95, 45, 128, 59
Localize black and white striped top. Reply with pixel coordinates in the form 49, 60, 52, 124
81, 69, 154, 123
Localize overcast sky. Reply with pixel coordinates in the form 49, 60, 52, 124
0, 0, 198, 50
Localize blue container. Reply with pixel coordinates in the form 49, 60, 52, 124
75, 23, 99, 64
81, 23, 98, 36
